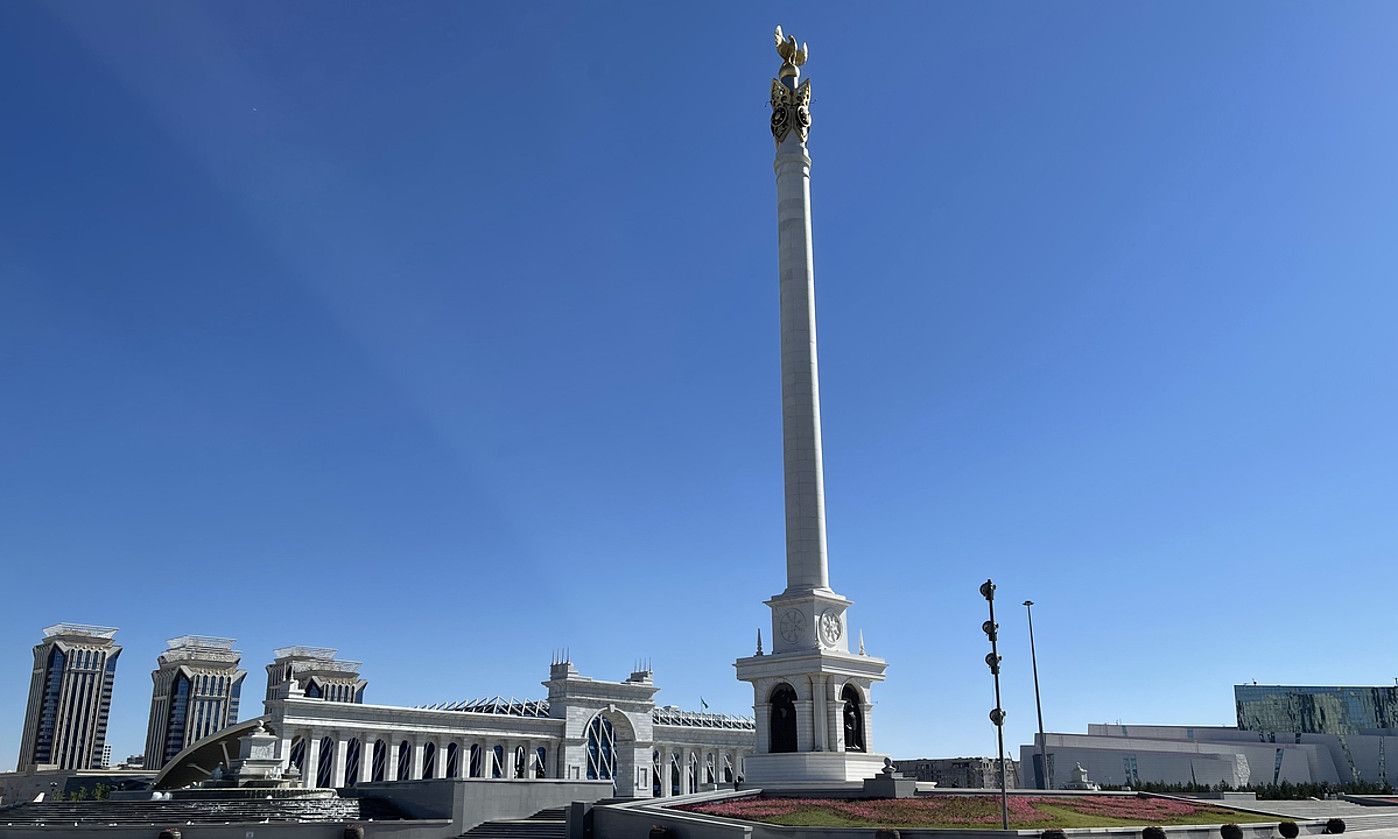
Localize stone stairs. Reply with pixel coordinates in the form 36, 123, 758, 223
459, 807, 568, 839
1225, 799, 1398, 831
0, 795, 405, 826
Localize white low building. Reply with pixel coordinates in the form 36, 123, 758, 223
1022, 723, 1398, 789
155, 656, 754, 799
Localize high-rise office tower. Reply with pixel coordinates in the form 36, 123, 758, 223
17, 624, 122, 771
265, 647, 366, 703
143, 636, 247, 771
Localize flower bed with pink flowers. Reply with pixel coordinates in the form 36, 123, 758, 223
678, 794, 1274, 828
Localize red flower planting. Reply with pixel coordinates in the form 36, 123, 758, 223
681, 794, 1236, 828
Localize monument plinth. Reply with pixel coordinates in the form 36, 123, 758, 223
734, 26, 888, 788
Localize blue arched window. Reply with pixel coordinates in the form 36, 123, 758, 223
316, 736, 334, 787
344, 738, 361, 786
288, 736, 306, 778
372, 739, 387, 782
584, 714, 616, 781
422, 742, 437, 778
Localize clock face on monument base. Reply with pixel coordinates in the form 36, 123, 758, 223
818, 608, 843, 647
766, 593, 850, 654
778, 608, 804, 645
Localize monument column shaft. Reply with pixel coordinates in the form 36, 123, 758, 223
775, 132, 830, 594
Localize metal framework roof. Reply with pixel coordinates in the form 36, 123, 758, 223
425, 696, 553, 717
652, 706, 756, 730
166, 635, 237, 650
42, 623, 119, 640
418, 697, 754, 729
272, 646, 339, 660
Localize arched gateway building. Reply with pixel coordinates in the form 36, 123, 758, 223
155, 655, 754, 799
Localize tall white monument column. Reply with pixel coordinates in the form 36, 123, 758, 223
735, 26, 888, 789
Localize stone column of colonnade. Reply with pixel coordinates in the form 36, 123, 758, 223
332, 733, 349, 787
280, 729, 564, 787
360, 735, 376, 783
648, 748, 748, 798
304, 736, 322, 789
503, 740, 518, 779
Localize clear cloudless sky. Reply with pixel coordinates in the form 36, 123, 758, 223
3, 1, 1398, 769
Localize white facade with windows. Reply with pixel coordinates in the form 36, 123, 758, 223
155, 655, 754, 798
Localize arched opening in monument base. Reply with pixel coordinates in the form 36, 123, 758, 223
397, 740, 411, 781
769, 683, 798, 753
841, 684, 866, 752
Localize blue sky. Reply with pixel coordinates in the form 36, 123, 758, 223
3, 2, 1398, 768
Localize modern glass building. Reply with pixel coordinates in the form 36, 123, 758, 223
1236, 684, 1398, 734
17, 624, 122, 771
143, 636, 247, 772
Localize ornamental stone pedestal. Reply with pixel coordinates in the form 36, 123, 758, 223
734, 26, 888, 788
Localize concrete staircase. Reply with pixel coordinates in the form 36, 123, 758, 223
459, 807, 568, 839
1230, 799, 1398, 831
0, 796, 405, 826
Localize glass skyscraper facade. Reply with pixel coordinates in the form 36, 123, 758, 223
143, 636, 247, 771
1236, 684, 1398, 734
17, 624, 122, 771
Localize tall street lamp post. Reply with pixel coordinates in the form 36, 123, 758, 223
980, 579, 1010, 830
1024, 599, 1048, 790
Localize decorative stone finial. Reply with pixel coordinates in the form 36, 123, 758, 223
771, 25, 811, 144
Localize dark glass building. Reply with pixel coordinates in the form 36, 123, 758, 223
1235, 684, 1398, 734
143, 636, 247, 771
17, 624, 122, 771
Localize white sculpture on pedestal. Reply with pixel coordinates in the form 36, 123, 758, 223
734, 25, 889, 788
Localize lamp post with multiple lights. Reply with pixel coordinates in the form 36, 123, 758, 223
980, 579, 1010, 830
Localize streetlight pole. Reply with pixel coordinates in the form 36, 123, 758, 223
1025, 600, 1048, 790
981, 579, 1010, 830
